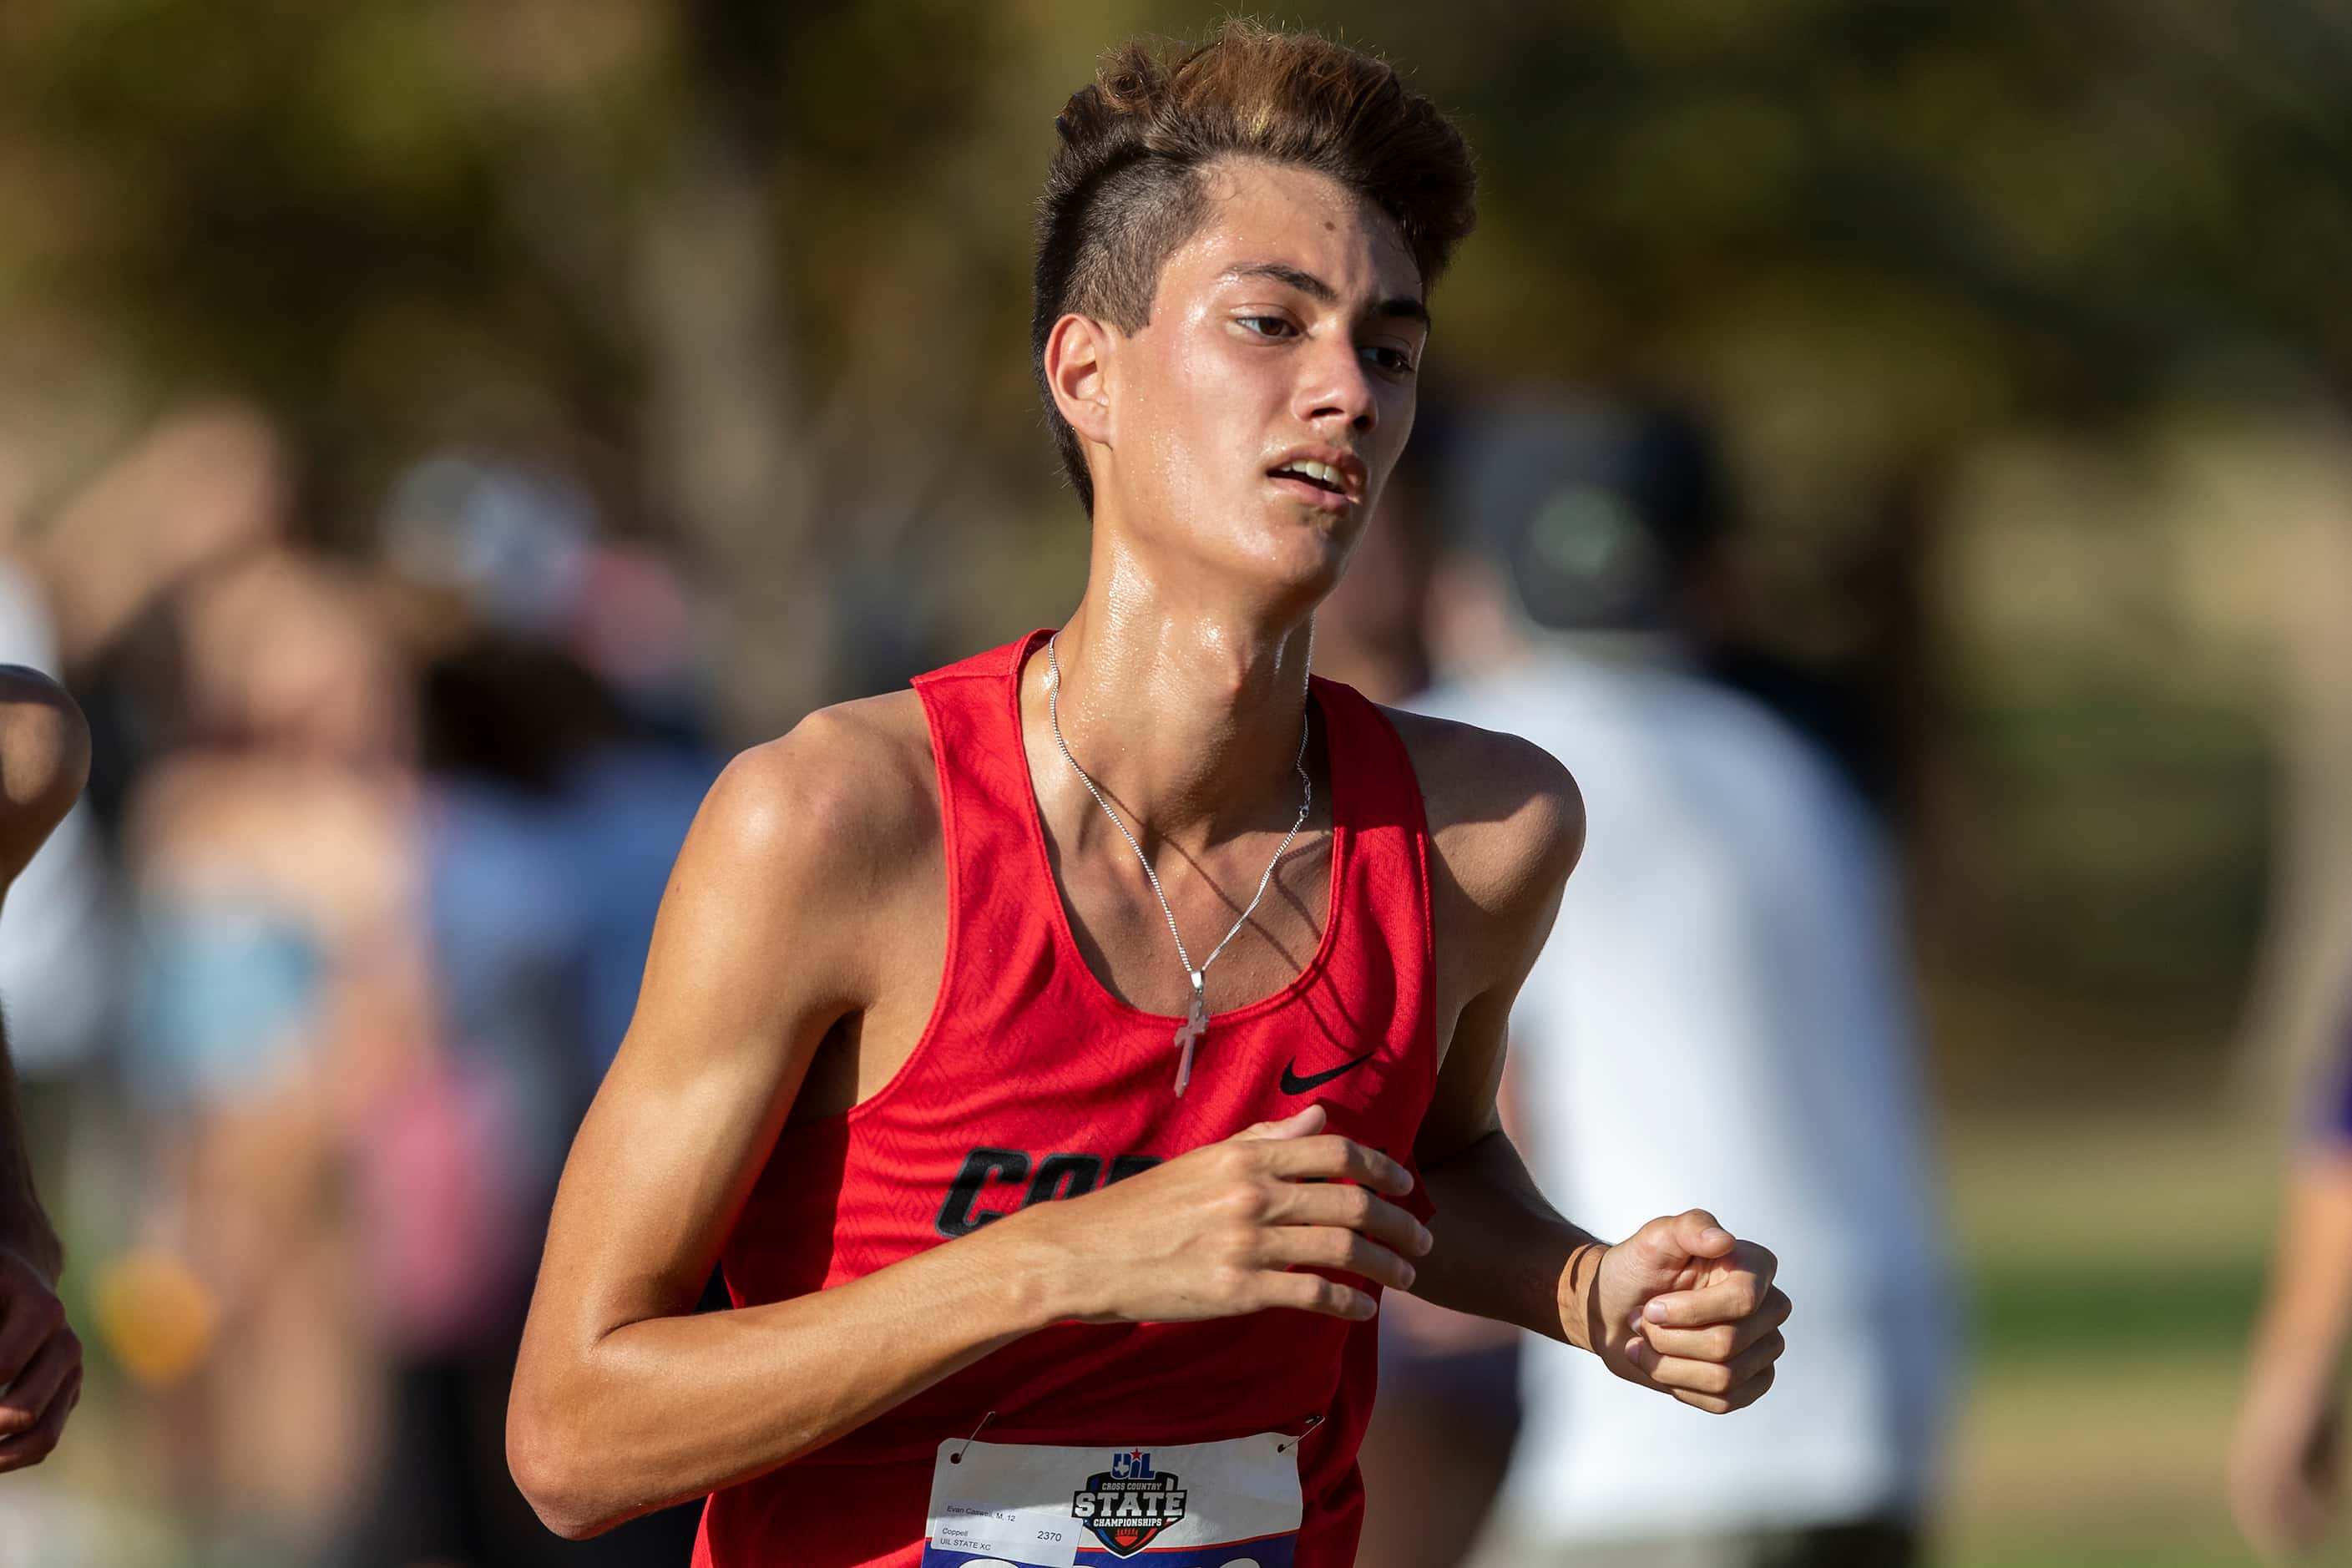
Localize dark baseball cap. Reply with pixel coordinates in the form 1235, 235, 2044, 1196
1438, 391, 1727, 632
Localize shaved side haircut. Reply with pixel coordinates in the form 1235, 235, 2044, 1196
1034, 19, 1479, 513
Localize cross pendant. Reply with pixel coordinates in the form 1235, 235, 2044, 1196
1172, 981, 1209, 1098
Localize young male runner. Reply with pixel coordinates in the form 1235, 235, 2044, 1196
510, 23, 1793, 1566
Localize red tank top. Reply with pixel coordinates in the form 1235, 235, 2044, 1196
692, 630, 1439, 1567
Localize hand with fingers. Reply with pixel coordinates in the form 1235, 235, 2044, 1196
0, 663, 93, 1469
0, 1247, 79, 1471
1575, 1208, 1789, 1414
2228, 1358, 2339, 1561
1009, 1104, 1431, 1326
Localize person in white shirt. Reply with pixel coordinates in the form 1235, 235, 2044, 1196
1422, 392, 1958, 1568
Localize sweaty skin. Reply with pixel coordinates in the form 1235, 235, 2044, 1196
508, 158, 1788, 1540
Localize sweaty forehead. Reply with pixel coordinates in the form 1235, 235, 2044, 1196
1162, 158, 1420, 306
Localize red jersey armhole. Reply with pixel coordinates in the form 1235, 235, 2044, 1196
832, 669, 971, 1127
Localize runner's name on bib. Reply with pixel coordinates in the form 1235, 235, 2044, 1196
922, 1431, 1302, 1568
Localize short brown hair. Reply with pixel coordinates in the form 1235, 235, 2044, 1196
1034, 20, 1478, 513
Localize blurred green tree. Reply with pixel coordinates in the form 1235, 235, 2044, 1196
5, 0, 2350, 1081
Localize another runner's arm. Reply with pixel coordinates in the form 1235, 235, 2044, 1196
1392, 717, 1611, 1348
1400, 715, 1791, 1415
0, 668, 91, 1470
0, 667, 89, 1272
508, 708, 1428, 1540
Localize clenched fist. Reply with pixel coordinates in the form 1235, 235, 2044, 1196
1572, 1209, 1789, 1414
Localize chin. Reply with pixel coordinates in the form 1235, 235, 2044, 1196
1142, 490, 1365, 605
1235, 507, 1358, 603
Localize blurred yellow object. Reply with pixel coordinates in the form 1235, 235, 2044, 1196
93, 1249, 221, 1389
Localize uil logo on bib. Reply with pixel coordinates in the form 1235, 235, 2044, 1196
1070, 1450, 1186, 1555
923, 1429, 1299, 1568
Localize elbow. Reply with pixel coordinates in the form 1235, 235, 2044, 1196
507, 1391, 619, 1540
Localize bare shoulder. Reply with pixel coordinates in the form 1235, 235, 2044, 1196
697, 689, 941, 898
1382, 704, 1585, 945
623, 687, 947, 1059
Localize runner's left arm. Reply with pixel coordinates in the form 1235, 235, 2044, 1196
1403, 716, 1788, 1414
1402, 761, 1606, 1350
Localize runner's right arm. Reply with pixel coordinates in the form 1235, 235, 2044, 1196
507, 710, 1427, 1540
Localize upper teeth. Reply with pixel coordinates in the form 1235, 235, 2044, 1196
1282, 460, 1344, 489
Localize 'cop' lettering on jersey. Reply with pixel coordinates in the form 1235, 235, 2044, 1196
934, 1147, 1164, 1237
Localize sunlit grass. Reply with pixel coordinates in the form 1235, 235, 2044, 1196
1937, 1114, 2344, 1567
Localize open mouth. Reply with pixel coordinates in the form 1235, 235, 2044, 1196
1269, 458, 1349, 495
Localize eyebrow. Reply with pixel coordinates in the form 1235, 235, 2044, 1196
1220, 262, 1431, 327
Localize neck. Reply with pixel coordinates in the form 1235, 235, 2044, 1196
1029, 550, 1316, 850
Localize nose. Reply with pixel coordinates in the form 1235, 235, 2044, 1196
1296, 336, 1378, 435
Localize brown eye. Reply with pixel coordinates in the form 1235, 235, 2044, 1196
1237, 316, 1297, 339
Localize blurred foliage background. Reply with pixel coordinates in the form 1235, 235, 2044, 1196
7, 3, 2352, 1564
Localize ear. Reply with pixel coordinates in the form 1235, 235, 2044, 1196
1043, 312, 1116, 451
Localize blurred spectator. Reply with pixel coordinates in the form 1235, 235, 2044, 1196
383, 449, 716, 743
350, 451, 719, 1568
32, 404, 293, 673
30, 403, 294, 832
1313, 460, 1439, 705
2228, 1024, 2352, 1562
18, 416, 721, 1565
387, 450, 721, 1106
1419, 392, 1958, 1568
112, 546, 432, 1563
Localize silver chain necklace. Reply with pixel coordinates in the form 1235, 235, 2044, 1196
1044, 630, 1313, 1097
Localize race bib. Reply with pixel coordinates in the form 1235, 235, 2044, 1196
923, 1431, 1302, 1568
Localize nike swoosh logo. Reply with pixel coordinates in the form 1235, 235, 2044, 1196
1279, 1050, 1378, 1095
